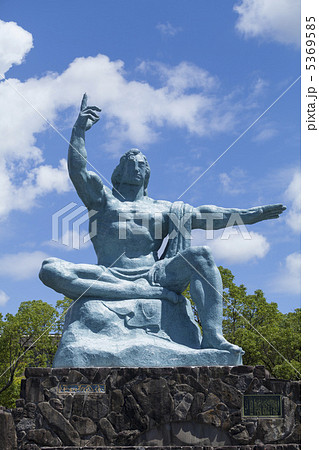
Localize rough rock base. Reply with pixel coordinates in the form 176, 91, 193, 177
8, 366, 300, 449
42, 446, 301, 450
52, 298, 243, 368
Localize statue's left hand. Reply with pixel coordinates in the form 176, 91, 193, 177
250, 204, 286, 223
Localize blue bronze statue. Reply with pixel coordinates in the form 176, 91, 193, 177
39, 94, 286, 368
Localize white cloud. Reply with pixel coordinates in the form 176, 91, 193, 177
0, 251, 48, 280
0, 53, 213, 219
138, 61, 218, 94
272, 252, 301, 294
191, 229, 270, 264
0, 159, 71, 220
0, 290, 9, 306
0, 50, 236, 158
156, 22, 182, 37
0, 20, 33, 75
0, 20, 265, 220
234, 0, 300, 47
0, 53, 230, 219
252, 127, 278, 143
251, 77, 268, 96
219, 168, 247, 195
284, 170, 301, 233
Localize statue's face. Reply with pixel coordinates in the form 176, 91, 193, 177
120, 153, 147, 186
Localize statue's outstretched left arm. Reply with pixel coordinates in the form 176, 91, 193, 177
192, 204, 286, 230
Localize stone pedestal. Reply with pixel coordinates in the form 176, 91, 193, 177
11, 366, 300, 449
0, 407, 18, 449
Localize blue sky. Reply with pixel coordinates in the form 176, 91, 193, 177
0, 0, 301, 315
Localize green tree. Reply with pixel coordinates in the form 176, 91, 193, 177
55, 296, 74, 334
184, 266, 301, 381
220, 266, 300, 379
0, 300, 58, 407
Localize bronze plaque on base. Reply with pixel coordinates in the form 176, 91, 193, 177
58, 383, 106, 394
243, 394, 282, 417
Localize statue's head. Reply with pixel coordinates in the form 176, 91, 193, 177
111, 149, 151, 196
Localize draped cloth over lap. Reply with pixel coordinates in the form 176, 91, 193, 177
161, 201, 193, 259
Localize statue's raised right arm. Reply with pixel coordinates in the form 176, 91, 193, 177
68, 94, 107, 209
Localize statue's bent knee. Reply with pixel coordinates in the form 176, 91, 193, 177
187, 245, 216, 269
39, 257, 66, 287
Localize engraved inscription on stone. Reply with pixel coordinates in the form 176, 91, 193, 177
243, 394, 282, 417
58, 383, 106, 394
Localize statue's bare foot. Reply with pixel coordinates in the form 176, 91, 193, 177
201, 334, 244, 354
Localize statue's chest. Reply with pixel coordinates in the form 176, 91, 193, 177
94, 203, 167, 240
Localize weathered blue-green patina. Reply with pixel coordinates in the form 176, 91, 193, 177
39, 94, 286, 368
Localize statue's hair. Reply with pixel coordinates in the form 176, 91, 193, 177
111, 149, 151, 196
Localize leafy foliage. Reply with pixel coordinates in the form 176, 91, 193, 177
55, 297, 74, 334
0, 300, 59, 407
0, 376, 22, 409
184, 266, 301, 381
0, 297, 74, 407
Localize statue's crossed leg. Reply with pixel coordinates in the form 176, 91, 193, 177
40, 245, 242, 353
39, 257, 180, 303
